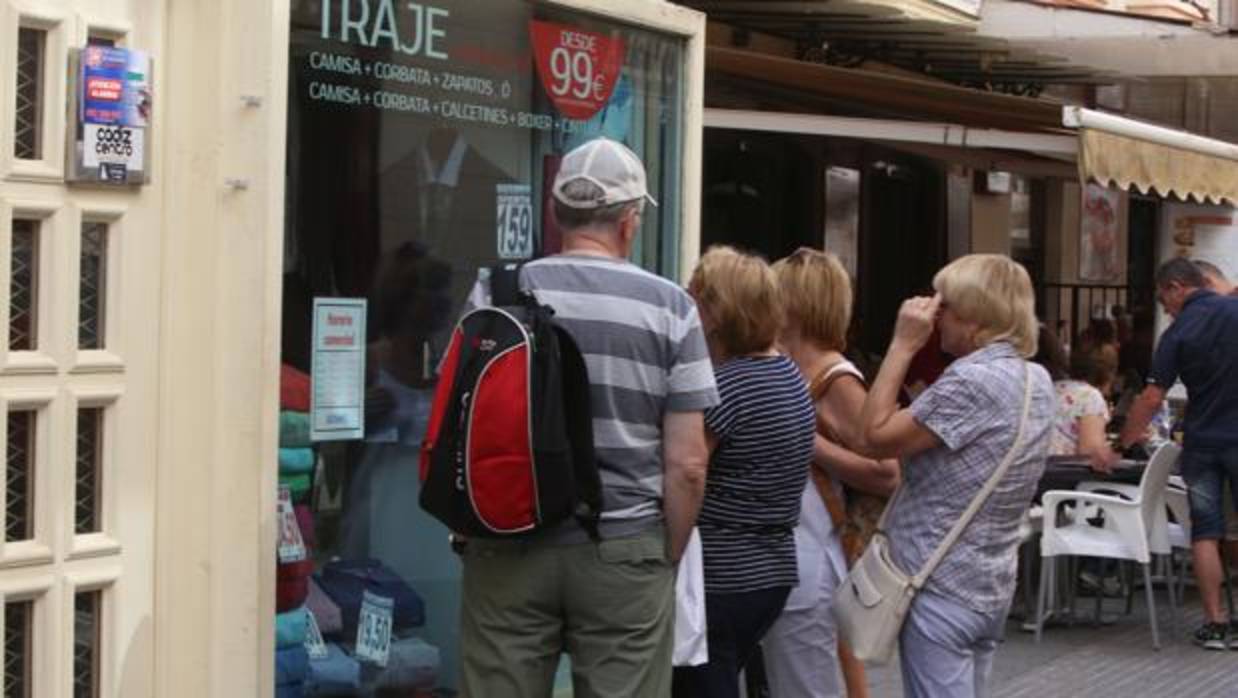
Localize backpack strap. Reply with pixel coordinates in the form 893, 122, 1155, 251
489, 262, 523, 307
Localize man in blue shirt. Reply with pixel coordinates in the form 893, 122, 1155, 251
1120, 257, 1238, 650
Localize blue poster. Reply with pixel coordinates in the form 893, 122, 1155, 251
80, 46, 151, 127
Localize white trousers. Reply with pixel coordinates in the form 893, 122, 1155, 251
760, 555, 844, 698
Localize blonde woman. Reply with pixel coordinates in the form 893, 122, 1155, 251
672, 247, 816, 698
764, 248, 898, 698
857, 254, 1054, 698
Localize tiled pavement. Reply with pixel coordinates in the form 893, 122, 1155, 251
867, 587, 1238, 698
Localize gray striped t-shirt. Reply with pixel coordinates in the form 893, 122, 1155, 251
467, 253, 719, 540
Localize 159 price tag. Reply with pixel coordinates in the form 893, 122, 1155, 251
496, 184, 533, 260
530, 21, 626, 121
355, 590, 394, 667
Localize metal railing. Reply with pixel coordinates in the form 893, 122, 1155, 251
1041, 283, 1154, 345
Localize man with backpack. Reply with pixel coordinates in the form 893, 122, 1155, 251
448, 138, 716, 696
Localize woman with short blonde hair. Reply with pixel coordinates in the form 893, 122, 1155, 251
763, 248, 897, 698
675, 246, 816, 698
776, 249, 852, 352
856, 254, 1055, 698
931, 253, 1039, 358
689, 246, 784, 360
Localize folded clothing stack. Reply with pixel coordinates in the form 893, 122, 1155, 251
277, 558, 313, 613
276, 501, 315, 612
278, 446, 315, 504
305, 578, 342, 637
276, 645, 309, 697
281, 365, 311, 413
305, 643, 361, 696
277, 365, 314, 698
279, 367, 314, 505
316, 559, 426, 639
280, 410, 312, 448
362, 637, 441, 693
276, 607, 309, 649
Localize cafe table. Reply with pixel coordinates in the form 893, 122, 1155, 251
1034, 456, 1147, 502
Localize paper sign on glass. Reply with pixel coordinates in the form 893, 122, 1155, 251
310, 298, 367, 441
355, 591, 394, 667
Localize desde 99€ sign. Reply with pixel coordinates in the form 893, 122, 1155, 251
530, 20, 626, 121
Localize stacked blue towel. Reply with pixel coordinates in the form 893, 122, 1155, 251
275, 607, 309, 649
305, 643, 361, 696
276, 645, 309, 697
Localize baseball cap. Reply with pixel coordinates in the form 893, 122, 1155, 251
551, 138, 658, 209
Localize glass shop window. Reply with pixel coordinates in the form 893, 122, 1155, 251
278, 2, 686, 694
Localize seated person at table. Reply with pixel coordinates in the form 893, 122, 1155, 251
1033, 326, 1118, 472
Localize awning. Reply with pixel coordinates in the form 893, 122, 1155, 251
707, 47, 1238, 205
685, 0, 1120, 85
1065, 107, 1238, 206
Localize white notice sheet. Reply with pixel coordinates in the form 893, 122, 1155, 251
310, 297, 367, 441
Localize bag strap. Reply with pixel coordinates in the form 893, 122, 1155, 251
909, 361, 1034, 588
489, 262, 525, 307
807, 360, 851, 530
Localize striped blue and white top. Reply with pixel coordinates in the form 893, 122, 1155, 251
469, 254, 719, 540
699, 355, 815, 594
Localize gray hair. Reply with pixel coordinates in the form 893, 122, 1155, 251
553, 179, 643, 231
1157, 257, 1206, 289
1193, 259, 1229, 282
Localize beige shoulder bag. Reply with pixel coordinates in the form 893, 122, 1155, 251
832, 363, 1033, 664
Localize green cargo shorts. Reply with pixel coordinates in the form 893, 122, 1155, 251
458, 526, 675, 698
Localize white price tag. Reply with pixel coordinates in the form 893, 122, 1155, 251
276, 485, 307, 563
83, 123, 144, 168
355, 590, 394, 667
304, 610, 329, 660
497, 183, 534, 260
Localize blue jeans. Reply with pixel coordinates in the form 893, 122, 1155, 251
1179, 446, 1238, 541
899, 590, 1011, 698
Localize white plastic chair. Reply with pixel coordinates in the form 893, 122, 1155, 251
1034, 442, 1181, 649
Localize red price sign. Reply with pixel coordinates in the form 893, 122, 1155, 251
530, 20, 626, 121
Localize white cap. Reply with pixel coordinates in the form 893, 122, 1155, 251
551, 138, 658, 209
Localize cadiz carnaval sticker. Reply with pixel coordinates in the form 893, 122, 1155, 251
529, 20, 626, 121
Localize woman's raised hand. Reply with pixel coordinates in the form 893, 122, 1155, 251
892, 294, 940, 352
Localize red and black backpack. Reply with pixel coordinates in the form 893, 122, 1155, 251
419, 263, 601, 539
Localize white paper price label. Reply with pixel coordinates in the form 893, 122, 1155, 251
83, 123, 144, 168
355, 590, 394, 667
276, 485, 307, 563
497, 183, 533, 260
304, 610, 329, 660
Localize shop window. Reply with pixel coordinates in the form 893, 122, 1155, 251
282, 3, 687, 692
14, 28, 45, 160
73, 591, 101, 698
5, 411, 35, 542
79, 223, 108, 350
3, 599, 32, 698
9, 220, 39, 351
75, 408, 103, 534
